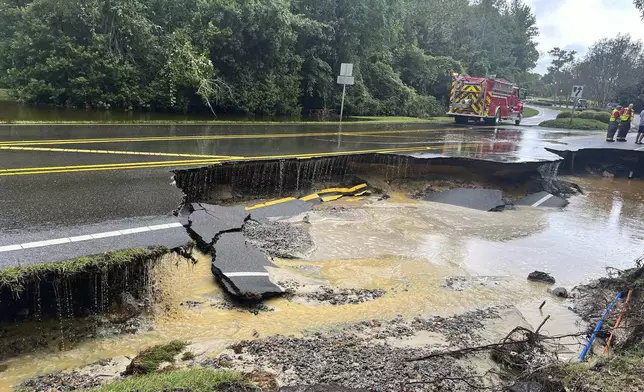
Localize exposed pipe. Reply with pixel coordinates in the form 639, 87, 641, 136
579, 291, 623, 361
603, 290, 633, 354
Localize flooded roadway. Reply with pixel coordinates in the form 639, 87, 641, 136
0, 121, 599, 234
2, 118, 644, 389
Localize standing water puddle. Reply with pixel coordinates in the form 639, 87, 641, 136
1, 176, 643, 389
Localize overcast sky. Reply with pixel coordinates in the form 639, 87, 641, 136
524, 0, 644, 73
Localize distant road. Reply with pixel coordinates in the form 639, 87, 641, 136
522, 104, 560, 126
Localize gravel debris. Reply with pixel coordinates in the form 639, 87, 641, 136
215, 308, 504, 391
244, 220, 316, 259
19, 371, 101, 391
277, 280, 386, 306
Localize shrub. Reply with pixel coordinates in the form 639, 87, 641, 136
539, 118, 607, 130
578, 110, 599, 120
594, 112, 612, 124
557, 111, 572, 119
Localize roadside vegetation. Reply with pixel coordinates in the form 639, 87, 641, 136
556, 110, 611, 123
523, 34, 644, 114
522, 107, 539, 118
0, 0, 539, 119
86, 369, 250, 392
539, 118, 607, 130
0, 247, 168, 294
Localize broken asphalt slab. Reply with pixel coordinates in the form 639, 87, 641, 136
184, 201, 313, 299
186, 203, 249, 245
212, 231, 282, 298
423, 188, 505, 211
515, 192, 569, 208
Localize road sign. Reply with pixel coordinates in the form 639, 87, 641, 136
340, 63, 354, 77
571, 85, 584, 98
337, 76, 355, 85
337, 64, 355, 125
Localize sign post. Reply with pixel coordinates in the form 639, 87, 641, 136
570, 85, 585, 125
337, 63, 355, 124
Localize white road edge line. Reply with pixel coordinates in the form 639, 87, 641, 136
224, 272, 270, 278
531, 194, 554, 208
0, 222, 185, 253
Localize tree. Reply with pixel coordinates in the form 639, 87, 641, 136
635, 0, 644, 17
0, 0, 542, 117
544, 47, 576, 104
574, 34, 644, 105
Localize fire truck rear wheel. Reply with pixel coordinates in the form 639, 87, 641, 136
455, 116, 468, 125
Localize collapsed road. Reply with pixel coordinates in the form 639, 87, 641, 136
1, 121, 643, 319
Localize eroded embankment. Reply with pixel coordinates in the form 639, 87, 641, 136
549, 147, 644, 178
173, 153, 568, 204
0, 247, 188, 361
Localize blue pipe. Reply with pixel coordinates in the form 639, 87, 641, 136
579, 291, 623, 361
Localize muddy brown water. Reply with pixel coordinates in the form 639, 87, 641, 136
1, 176, 643, 390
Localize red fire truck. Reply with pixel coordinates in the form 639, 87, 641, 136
447, 73, 524, 126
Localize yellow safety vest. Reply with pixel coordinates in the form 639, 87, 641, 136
620, 109, 632, 121
610, 109, 620, 122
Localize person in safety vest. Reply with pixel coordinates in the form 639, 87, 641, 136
616, 104, 635, 142
606, 105, 622, 142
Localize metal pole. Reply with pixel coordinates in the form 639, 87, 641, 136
570, 98, 576, 125
339, 83, 347, 124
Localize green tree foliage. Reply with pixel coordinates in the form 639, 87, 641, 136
0, 0, 540, 117
574, 35, 644, 106
539, 34, 644, 108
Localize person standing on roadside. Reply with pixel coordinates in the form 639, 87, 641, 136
636, 108, 644, 145
616, 104, 635, 142
606, 105, 622, 142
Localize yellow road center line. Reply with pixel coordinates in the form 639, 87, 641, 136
0, 158, 225, 173
0, 127, 479, 146
299, 193, 321, 202
318, 184, 368, 195
0, 145, 237, 159
0, 143, 483, 176
245, 197, 297, 211
0, 160, 226, 176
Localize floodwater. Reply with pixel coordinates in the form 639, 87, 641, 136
1, 175, 644, 389
0, 101, 301, 123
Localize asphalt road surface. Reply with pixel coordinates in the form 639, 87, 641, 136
0, 106, 624, 269
522, 104, 560, 126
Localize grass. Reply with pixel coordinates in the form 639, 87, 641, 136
522, 107, 539, 118
125, 340, 188, 375
85, 368, 249, 392
556, 352, 644, 392
0, 115, 453, 126
539, 118, 607, 130
0, 247, 169, 294
182, 351, 196, 361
